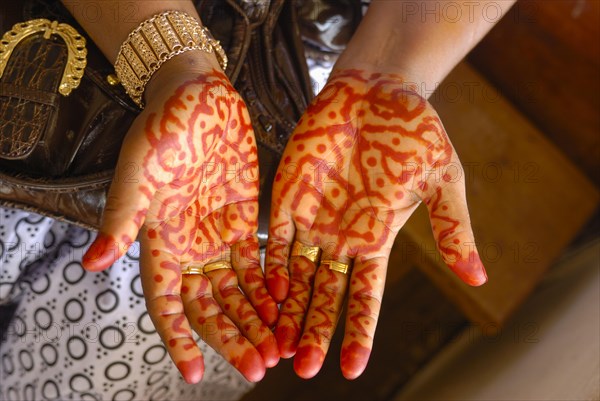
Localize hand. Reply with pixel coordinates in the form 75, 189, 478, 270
266, 69, 487, 379
81, 59, 279, 383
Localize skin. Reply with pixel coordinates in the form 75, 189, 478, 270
266, 69, 488, 380
61, 0, 281, 384
82, 65, 279, 383
65, 0, 516, 384
266, 0, 516, 380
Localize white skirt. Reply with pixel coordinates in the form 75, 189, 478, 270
0, 207, 253, 401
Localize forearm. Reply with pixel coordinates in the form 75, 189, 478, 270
334, 0, 516, 96
60, 0, 219, 102
61, 0, 200, 62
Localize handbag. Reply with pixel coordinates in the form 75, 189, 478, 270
0, 0, 314, 244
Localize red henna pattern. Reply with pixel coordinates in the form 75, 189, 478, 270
229, 348, 266, 382
179, 274, 268, 382
304, 269, 338, 346
275, 258, 317, 358
91, 69, 275, 382
177, 355, 204, 384
211, 269, 279, 367
292, 267, 346, 378
340, 341, 370, 380
243, 268, 278, 326
265, 240, 291, 302
347, 261, 378, 339
270, 69, 486, 379
294, 344, 325, 379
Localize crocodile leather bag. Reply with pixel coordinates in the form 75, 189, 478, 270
0, 0, 315, 244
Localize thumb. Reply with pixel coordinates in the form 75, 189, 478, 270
82, 119, 168, 271
424, 179, 487, 287
82, 159, 158, 271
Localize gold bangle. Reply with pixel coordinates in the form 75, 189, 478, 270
114, 10, 227, 108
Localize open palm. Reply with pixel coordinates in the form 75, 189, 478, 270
82, 69, 278, 383
266, 69, 487, 379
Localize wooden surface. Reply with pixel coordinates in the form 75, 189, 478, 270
401, 62, 599, 326
395, 241, 600, 401
468, 0, 600, 186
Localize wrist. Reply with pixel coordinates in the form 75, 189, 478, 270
332, 52, 437, 101
113, 10, 227, 108
327, 66, 424, 102
144, 50, 222, 103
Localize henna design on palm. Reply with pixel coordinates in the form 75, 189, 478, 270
82, 70, 278, 383
266, 69, 487, 379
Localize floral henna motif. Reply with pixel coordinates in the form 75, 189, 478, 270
83, 69, 276, 382
267, 69, 487, 379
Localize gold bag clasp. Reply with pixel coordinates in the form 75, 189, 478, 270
0, 19, 87, 96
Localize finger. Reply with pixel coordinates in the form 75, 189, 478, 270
340, 256, 387, 380
205, 265, 279, 368
265, 206, 295, 302
274, 251, 319, 358
181, 272, 266, 382
293, 254, 351, 379
425, 178, 487, 286
139, 237, 204, 384
231, 238, 279, 327
83, 117, 170, 271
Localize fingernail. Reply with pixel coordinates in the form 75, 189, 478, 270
82, 233, 119, 271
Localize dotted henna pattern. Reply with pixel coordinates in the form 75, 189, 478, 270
266, 69, 487, 380
83, 70, 278, 383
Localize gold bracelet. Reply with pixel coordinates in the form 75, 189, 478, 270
114, 10, 227, 108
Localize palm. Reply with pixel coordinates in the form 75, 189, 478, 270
83, 70, 278, 384
142, 72, 259, 262
266, 69, 487, 379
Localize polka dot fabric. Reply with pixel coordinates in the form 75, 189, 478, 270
0, 207, 252, 401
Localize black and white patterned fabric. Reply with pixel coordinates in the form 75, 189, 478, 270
0, 207, 252, 401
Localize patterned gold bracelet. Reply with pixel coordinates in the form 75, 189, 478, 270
114, 10, 227, 108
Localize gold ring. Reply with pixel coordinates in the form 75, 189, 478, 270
181, 260, 232, 275
181, 265, 204, 275
291, 241, 322, 263
203, 260, 232, 274
321, 260, 351, 275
